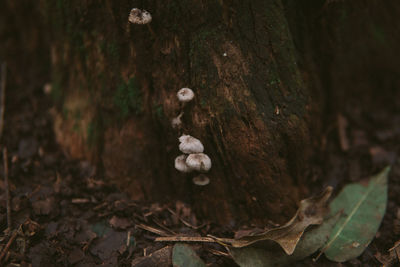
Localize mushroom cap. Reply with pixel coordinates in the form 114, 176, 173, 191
177, 88, 195, 102
186, 153, 211, 172
192, 174, 210, 186
43, 83, 52, 95
178, 135, 204, 154
128, 8, 152, 24
178, 134, 190, 143
174, 154, 192, 173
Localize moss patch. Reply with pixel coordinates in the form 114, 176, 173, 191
113, 77, 142, 118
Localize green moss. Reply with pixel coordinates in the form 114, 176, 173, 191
107, 42, 119, 59
62, 107, 69, 119
189, 28, 218, 58
113, 77, 142, 118
56, 0, 65, 10
72, 121, 80, 132
189, 28, 220, 73
200, 98, 207, 108
73, 110, 82, 120
371, 23, 386, 45
153, 104, 164, 120
99, 40, 119, 59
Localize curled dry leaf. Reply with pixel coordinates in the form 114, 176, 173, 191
229, 213, 342, 267
213, 187, 333, 255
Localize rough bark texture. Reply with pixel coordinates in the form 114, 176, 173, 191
3, 0, 399, 225
43, 0, 313, 225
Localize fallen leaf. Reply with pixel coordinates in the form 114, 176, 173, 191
172, 244, 206, 267
109, 215, 131, 230
214, 187, 332, 255
320, 166, 390, 262
32, 197, 57, 216
375, 250, 397, 267
68, 248, 85, 265
131, 246, 172, 267
229, 213, 341, 267
90, 228, 125, 261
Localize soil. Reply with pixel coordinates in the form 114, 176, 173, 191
0, 67, 399, 266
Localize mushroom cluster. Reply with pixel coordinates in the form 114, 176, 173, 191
175, 135, 211, 172
173, 88, 212, 186
128, 8, 156, 38
175, 135, 212, 185
128, 8, 152, 25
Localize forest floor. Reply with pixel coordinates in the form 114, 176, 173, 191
0, 81, 399, 267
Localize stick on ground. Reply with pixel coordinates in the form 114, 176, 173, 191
0, 230, 17, 263
3, 148, 11, 230
0, 62, 6, 141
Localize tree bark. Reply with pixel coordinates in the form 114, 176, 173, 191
1, 0, 316, 225
4, 0, 400, 225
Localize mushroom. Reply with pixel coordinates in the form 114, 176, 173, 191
192, 174, 210, 186
174, 154, 192, 173
177, 88, 195, 103
128, 8, 152, 24
179, 135, 204, 154
171, 112, 183, 129
186, 153, 212, 172
43, 83, 52, 95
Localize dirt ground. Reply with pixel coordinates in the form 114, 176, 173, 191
0, 70, 399, 266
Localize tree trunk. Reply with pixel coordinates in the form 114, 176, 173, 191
1, 0, 315, 225
4, 0, 400, 225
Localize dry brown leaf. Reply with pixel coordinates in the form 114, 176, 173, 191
213, 187, 332, 255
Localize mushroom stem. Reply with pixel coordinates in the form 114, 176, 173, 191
146, 24, 156, 39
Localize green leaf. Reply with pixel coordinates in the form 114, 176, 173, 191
321, 166, 390, 262
172, 244, 206, 267
229, 213, 341, 267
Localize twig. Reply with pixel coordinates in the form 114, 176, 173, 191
337, 113, 349, 151
135, 223, 171, 237
0, 62, 6, 141
155, 236, 217, 243
151, 218, 177, 235
206, 248, 230, 257
126, 230, 131, 247
167, 207, 206, 230
3, 148, 11, 230
71, 198, 90, 204
0, 230, 17, 263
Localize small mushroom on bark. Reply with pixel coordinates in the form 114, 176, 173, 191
128, 8, 155, 37
128, 8, 152, 24
177, 88, 195, 103
171, 112, 183, 129
186, 153, 212, 172
178, 135, 204, 154
174, 154, 192, 173
192, 174, 210, 186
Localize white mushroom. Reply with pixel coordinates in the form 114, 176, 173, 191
192, 174, 210, 186
186, 153, 211, 172
174, 154, 192, 173
128, 8, 152, 24
179, 135, 204, 154
177, 88, 195, 103
171, 112, 183, 129
43, 83, 52, 95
